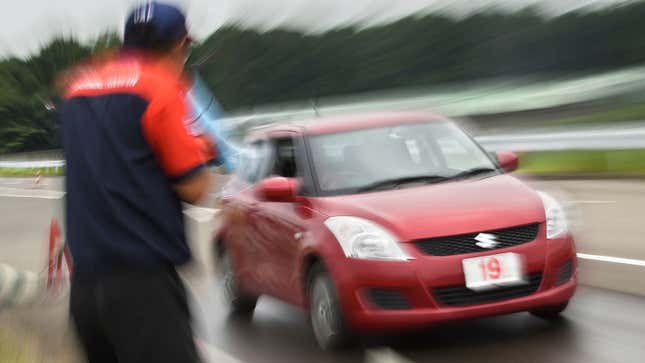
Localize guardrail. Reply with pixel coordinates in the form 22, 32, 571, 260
2, 123, 644, 169
0, 160, 66, 168
477, 124, 645, 151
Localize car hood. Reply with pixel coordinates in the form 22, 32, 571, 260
311, 175, 545, 242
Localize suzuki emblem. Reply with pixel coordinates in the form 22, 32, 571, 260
474, 233, 499, 249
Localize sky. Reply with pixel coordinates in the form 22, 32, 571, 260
0, 0, 629, 58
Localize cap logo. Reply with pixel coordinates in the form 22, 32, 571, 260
133, 2, 155, 24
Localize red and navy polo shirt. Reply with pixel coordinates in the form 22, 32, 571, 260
60, 52, 212, 271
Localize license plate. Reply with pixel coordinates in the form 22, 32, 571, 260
462, 253, 526, 291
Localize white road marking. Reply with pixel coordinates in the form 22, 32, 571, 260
0, 180, 27, 185
577, 253, 645, 267
194, 337, 244, 363
366, 348, 414, 363
0, 186, 64, 199
184, 207, 220, 223
189, 206, 220, 214
567, 200, 614, 205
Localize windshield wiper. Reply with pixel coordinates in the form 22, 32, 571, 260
356, 175, 449, 193
449, 167, 499, 180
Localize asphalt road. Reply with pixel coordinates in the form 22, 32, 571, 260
2, 176, 645, 363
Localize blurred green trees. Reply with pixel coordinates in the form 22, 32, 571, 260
195, 2, 645, 109
0, 39, 90, 153
5, 2, 645, 152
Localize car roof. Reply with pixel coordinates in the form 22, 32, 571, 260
248, 111, 447, 140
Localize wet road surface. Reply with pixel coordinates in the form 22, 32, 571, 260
189, 275, 645, 363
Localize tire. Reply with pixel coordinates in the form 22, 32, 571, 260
530, 301, 569, 320
217, 248, 257, 316
308, 265, 353, 350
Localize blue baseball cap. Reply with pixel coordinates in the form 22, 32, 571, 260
124, 2, 190, 49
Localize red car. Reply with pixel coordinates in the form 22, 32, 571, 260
214, 112, 577, 350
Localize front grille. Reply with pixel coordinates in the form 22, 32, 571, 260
366, 288, 411, 310
433, 273, 543, 307
555, 260, 573, 286
414, 223, 539, 256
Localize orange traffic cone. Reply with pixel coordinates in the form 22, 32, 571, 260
34, 170, 42, 188
46, 219, 72, 297
46, 218, 60, 289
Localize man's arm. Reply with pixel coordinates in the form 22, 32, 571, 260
141, 85, 216, 204
175, 169, 212, 204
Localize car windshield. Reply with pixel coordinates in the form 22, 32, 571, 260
308, 121, 498, 195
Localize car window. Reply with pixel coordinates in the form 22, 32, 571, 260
236, 140, 273, 184
270, 137, 298, 178
433, 131, 491, 170
309, 121, 497, 195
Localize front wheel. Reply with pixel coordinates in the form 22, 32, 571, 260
217, 249, 257, 316
308, 265, 353, 350
530, 301, 569, 320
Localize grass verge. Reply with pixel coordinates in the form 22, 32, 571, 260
0, 329, 36, 363
0, 167, 64, 177
0, 312, 80, 363
518, 149, 645, 175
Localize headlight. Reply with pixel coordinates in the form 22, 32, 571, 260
324, 216, 410, 261
537, 192, 568, 239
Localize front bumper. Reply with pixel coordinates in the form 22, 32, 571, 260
326, 228, 577, 333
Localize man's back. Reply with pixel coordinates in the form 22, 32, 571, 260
62, 4, 211, 362
61, 52, 207, 271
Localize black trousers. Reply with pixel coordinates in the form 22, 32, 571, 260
70, 266, 200, 363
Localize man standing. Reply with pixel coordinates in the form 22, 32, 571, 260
60, 2, 211, 362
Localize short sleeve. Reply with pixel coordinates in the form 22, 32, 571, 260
141, 85, 213, 182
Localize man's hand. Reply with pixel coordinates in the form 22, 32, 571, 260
175, 169, 212, 204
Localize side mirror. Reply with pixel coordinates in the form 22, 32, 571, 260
256, 177, 298, 202
496, 151, 519, 173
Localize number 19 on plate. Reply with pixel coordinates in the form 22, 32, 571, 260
462, 252, 527, 291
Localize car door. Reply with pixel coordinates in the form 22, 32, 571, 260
252, 133, 309, 304
221, 139, 274, 294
